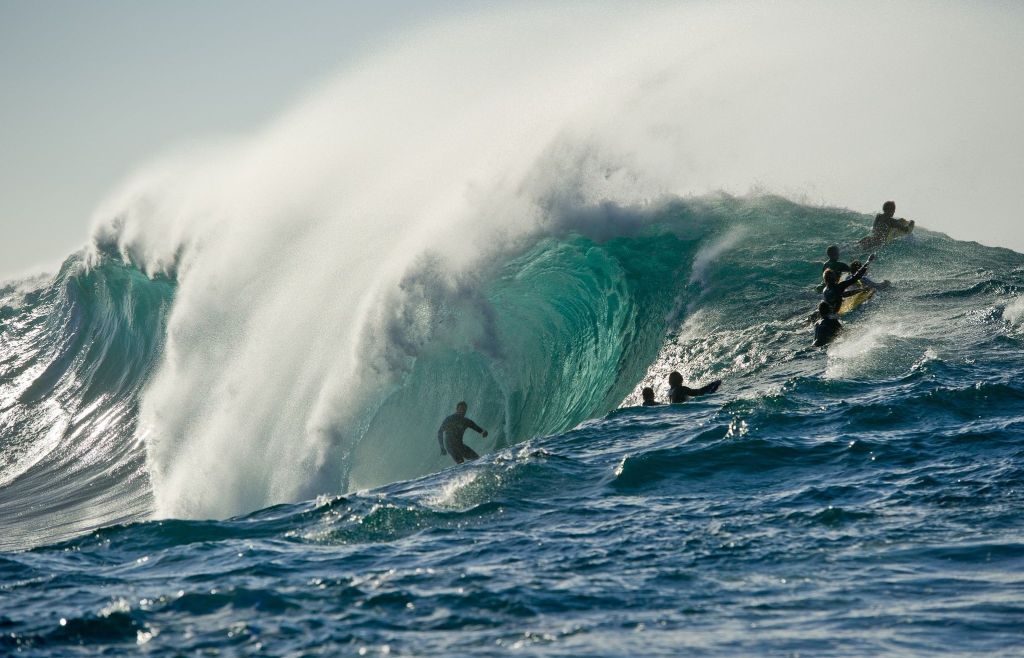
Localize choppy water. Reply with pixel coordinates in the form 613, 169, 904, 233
2, 196, 1024, 656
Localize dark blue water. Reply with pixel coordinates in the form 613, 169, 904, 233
2, 196, 1023, 655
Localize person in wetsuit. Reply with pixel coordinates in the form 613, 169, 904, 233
872, 201, 914, 240
813, 301, 842, 347
437, 401, 488, 464
667, 371, 721, 403
822, 254, 874, 312
823, 245, 851, 277
816, 245, 852, 292
641, 387, 661, 406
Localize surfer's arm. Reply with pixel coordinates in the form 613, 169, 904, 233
437, 427, 446, 455
840, 257, 874, 291
676, 385, 711, 397
467, 419, 488, 437
698, 380, 720, 395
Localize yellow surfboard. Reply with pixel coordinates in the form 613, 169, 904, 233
838, 288, 875, 315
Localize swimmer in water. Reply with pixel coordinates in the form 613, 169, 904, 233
813, 301, 842, 347
641, 387, 661, 406
667, 371, 721, 403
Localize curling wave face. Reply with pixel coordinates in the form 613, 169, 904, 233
0, 258, 173, 550
4, 194, 1024, 545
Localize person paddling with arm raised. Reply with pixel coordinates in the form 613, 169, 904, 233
667, 371, 721, 403
822, 254, 875, 313
437, 401, 488, 464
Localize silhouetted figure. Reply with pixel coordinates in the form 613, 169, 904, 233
667, 371, 721, 403
641, 387, 661, 406
822, 254, 874, 312
813, 301, 842, 347
872, 200, 914, 240
437, 401, 488, 464
816, 245, 853, 292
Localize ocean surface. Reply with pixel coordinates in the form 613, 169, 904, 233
2, 196, 1023, 656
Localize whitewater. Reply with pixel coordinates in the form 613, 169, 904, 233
2, 2, 1023, 656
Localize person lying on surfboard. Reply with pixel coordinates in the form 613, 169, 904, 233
822, 254, 875, 312
871, 201, 914, 242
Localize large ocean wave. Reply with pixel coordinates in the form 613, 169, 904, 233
4, 193, 1024, 550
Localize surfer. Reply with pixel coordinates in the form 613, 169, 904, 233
816, 245, 853, 292
437, 401, 488, 464
641, 387, 661, 406
812, 301, 842, 347
871, 201, 914, 241
822, 245, 852, 277
668, 371, 721, 403
822, 254, 874, 312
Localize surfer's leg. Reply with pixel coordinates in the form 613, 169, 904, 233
444, 434, 464, 464
461, 445, 480, 461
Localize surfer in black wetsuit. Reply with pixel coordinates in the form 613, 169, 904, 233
437, 401, 488, 464
667, 371, 721, 403
641, 387, 661, 406
822, 245, 851, 278
816, 245, 853, 292
812, 301, 842, 347
871, 201, 914, 241
822, 254, 874, 312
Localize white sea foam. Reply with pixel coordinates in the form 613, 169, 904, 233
1004, 297, 1024, 325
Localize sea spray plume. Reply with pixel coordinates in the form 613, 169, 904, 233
87, 7, 657, 518
690, 226, 749, 286
84, 2, 1024, 519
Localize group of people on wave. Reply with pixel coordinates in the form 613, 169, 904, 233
436, 201, 913, 464
435, 370, 724, 464
812, 201, 913, 347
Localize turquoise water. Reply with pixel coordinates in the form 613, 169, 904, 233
1, 196, 1023, 655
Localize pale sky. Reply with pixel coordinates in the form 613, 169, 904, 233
0, 0, 472, 280
3, 2, 1023, 281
